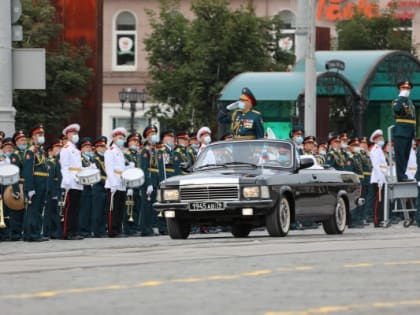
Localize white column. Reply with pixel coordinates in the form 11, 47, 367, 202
295, 0, 307, 62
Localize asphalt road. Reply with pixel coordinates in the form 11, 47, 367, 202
1, 225, 420, 315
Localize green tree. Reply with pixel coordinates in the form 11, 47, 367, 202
336, 7, 413, 52
13, 0, 93, 136
144, 0, 294, 131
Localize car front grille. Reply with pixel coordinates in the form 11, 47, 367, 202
180, 186, 239, 201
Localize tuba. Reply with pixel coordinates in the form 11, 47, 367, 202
3, 184, 24, 211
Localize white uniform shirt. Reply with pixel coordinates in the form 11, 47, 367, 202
60, 141, 83, 190
369, 144, 388, 184
105, 144, 126, 191
405, 148, 417, 179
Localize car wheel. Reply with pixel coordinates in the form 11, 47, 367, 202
166, 218, 191, 239
322, 196, 347, 235
266, 196, 291, 237
231, 224, 252, 238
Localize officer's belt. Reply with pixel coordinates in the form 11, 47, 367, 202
363, 172, 371, 175
358, 175, 364, 179
101, 175, 107, 180
408, 167, 417, 171
379, 165, 387, 169
19, 178, 24, 183
148, 168, 158, 173
69, 167, 81, 172
34, 171, 48, 177
233, 135, 256, 140
114, 170, 123, 175
396, 118, 416, 124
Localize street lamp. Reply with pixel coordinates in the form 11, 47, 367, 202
119, 87, 147, 134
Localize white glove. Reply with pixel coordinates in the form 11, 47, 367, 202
90, 164, 97, 169
12, 191, 20, 200
28, 190, 36, 199
51, 196, 58, 200
147, 185, 154, 195
399, 90, 410, 98
110, 187, 117, 193
417, 181, 420, 187
226, 101, 239, 111
127, 189, 133, 196
127, 162, 135, 169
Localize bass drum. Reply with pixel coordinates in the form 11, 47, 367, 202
121, 168, 145, 188
0, 164, 20, 186
3, 184, 24, 211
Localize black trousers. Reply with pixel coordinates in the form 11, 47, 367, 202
394, 135, 412, 181
373, 183, 385, 226
107, 190, 126, 236
63, 189, 81, 238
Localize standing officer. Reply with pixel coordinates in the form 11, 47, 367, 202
140, 125, 160, 236
326, 135, 346, 170
393, 80, 416, 182
0, 137, 15, 241
197, 127, 212, 156
289, 126, 304, 155
105, 127, 128, 237
359, 136, 374, 224
124, 132, 142, 236
78, 137, 95, 238
8, 131, 27, 241
174, 131, 191, 175
369, 129, 388, 227
187, 131, 199, 165
218, 87, 264, 139
60, 123, 84, 240
92, 136, 108, 237
22, 125, 49, 242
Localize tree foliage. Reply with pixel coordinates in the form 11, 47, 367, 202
336, 7, 413, 52
144, 0, 295, 131
13, 0, 93, 136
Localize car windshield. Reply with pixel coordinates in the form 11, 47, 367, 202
194, 140, 293, 169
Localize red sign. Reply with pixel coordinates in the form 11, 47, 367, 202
317, 0, 380, 21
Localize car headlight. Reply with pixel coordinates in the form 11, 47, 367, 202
163, 189, 179, 201
260, 186, 270, 198
243, 186, 260, 198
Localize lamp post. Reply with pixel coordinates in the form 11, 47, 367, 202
119, 88, 146, 134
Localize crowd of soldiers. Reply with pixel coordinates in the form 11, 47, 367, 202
0, 123, 221, 242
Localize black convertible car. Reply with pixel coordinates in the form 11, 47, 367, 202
154, 140, 364, 239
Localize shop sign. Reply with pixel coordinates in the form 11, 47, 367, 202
317, 0, 380, 21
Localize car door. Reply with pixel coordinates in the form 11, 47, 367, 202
293, 169, 321, 216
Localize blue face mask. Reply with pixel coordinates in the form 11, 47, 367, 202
116, 139, 125, 147
151, 134, 159, 144
4, 152, 11, 158
167, 142, 174, 149
377, 140, 385, 147
37, 136, 45, 145
341, 143, 348, 149
238, 101, 245, 110
72, 134, 79, 144
97, 151, 104, 157
83, 152, 91, 159
295, 136, 303, 145
17, 144, 27, 151
130, 145, 138, 151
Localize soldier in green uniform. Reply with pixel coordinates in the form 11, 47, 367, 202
124, 133, 142, 236
8, 131, 27, 241
359, 136, 374, 224
174, 131, 191, 175
393, 80, 416, 182
22, 125, 49, 242
44, 140, 63, 239
78, 137, 95, 237
140, 125, 160, 236
187, 131, 199, 166
91, 136, 108, 237
218, 87, 264, 139
326, 135, 346, 170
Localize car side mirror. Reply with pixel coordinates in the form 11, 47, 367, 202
299, 157, 314, 169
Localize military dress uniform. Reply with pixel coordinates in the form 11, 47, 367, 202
60, 123, 84, 240
359, 140, 374, 223
218, 87, 264, 139
325, 136, 346, 170
0, 139, 14, 241
174, 131, 191, 175
393, 80, 416, 182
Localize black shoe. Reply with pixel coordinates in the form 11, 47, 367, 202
27, 237, 49, 242
399, 178, 414, 182
65, 235, 84, 240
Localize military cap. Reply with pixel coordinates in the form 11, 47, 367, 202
369, 129, 383, 142
62, 123, 80, 135
143, 125, 158, 138
176, 131, 189, 140
328, 135, 340, 145
0, 131, 4, 140
2, 137, 14, 147
52, 139, 63, 148
348, 138, 360, 146
197, 127, 211, 142
289, 125, 304, 138
127, 133, 142, 143
318, 142, 328, 149
239, 87, 257, 106
189, 131, 197, 140
161, 129, 176, 140
220, 132, 233, 141
339, 133, 348, 141
303, 136, 316, 144
397, 80, 413, 89
112, 127, 127, 138
13, 130, 26, 144
155, 142, 163, 149
30, 124, 45, 137
360, 136, 368, 144
94, 136, 107, 147
78, 137, 93, 149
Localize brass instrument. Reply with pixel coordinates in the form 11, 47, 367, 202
58, 190, 68, 222
0, 195, 6, 229
125, 195, 135, 222
3, 184, 24, 211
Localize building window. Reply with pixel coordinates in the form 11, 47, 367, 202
114, 11, 137, 70
277, 10, 296, 52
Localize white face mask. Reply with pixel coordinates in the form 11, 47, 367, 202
400, 89, 410, 98
203, 135, 211, 144
353, 147, 361, 153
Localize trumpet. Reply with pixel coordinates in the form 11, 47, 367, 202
125, 195, 135, 222
0, 195, 7, 229
58, 190, 68, 223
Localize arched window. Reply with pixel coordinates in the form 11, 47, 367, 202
114, 11, 137, 70
277, 10, 296, 29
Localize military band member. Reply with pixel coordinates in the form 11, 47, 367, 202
359, 136, 374, 223
78, 137, 95, 238
326, 135, 346, 170
92, 136, 108, 237
187, 131, 199, 165
140, 125, 160, 236
60, 123, 84, 240
22, 125, 49, 242
218, 87, 264, 139
0, 138, 14, 241
174, 131, 191, 175
405, 140, 417, 180
157, 129, 177, 182
105, 127, 128, 237
393, 80, 416, 182
197, 127, 212, 156
44, 140, 63, 239
369, 129, 388, 227
124, 132, 142, 236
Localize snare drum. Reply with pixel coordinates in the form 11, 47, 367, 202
0, 164, 20, 185
121, 168, 145, 188
76, 168, 101, 185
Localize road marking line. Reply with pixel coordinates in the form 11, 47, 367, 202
134, 281, 162, 287
295, 266, 314, 271
207, 275, 241, 280
171, 277, 205, 283
384, 260, 420, 266
241, 269, 272, 276
343, 263, 373, 268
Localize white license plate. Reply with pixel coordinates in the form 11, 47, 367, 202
189, 201, 224, 211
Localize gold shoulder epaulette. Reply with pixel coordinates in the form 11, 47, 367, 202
251, 109, 261, 114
